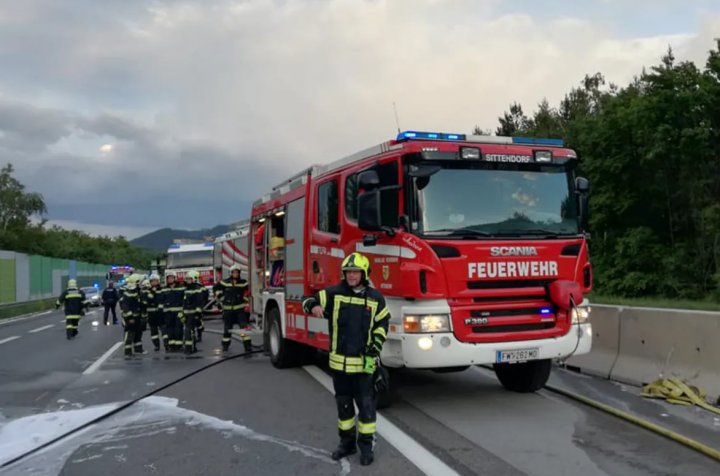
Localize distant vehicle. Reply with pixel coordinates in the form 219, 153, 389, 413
106, 265, 135, 286
82, 286, 101, 307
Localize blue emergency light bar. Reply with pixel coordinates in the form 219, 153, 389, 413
539, 308, 553, 315
397, 131, 466, 141
512, 136, 565, 147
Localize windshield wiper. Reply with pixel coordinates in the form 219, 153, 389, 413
424, 228, 493, 237
494, 229, 577, 237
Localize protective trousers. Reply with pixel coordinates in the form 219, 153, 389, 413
164, 311, 183, 351
65, 314, 80, 339
123, 320, 144, 355
182, 311, 200, 354
148, 311, 163, 351
332, 372, 377, 455
194, 313, 204, 343
222, 310, 252, 351
103, 304, 117, 324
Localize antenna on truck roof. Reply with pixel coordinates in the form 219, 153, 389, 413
392, 101, 401, 134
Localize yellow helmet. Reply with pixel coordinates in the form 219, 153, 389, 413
67, 279, 77, 288
126, 274, 141, 285
186, 270, 200, 281
341, 252, 370, 282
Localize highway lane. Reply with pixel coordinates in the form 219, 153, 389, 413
2, 317, 718, 475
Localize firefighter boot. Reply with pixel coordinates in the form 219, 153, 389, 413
331, 443, 357, 461
360, 452, 374, 466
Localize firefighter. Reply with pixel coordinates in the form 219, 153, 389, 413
119, 274, 145, 356
142, 274, 164, 352
101, 281, 120, 325
182, 270, 207, 354
302, 252, 390, 466
160, 271, 185, 352
215, 264, 252, 353
56, 279, 89, 340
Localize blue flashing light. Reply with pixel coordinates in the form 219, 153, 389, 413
93, 283, 99, 289
204, 242, 214, 247
512, 137, 565, 147
397, 130, 467, 141
169, 243, 180, 249
539, 307, 553, 315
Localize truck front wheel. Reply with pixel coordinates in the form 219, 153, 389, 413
493, 359, 551, 393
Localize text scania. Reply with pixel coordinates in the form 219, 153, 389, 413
468, 261, 559, 279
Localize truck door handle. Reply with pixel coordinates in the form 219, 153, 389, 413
313, 261, 320, 273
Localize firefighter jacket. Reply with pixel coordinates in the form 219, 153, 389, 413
183, 282, 208, 315
102, 287, 119, 305
214, 278, 248, 311
160, 284, 186, 315
119, 286, 143, 325
56, 287, 88, 316
303, 282, 390, 374
141, 286, 162, 315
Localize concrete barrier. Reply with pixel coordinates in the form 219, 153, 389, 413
565, 305, 720, 401
565, 305, 620, 379
610, 307, 720, 400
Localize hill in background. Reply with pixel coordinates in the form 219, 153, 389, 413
130, 224, 231, 252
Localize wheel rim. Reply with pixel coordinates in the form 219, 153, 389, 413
269, 321, 280, 357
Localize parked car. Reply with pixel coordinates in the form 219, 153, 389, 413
82, 287, 101, 307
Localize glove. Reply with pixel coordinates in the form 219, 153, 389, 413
363, 355, 377, 374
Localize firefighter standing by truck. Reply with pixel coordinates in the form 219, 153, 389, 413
56, 279, 89, 340
214, 264, 252, 353
161, 271, 185, 352
142, 274, 164, 352
302, 252, 390, 466
182, 270, 207, 354
119, 274, 146, 356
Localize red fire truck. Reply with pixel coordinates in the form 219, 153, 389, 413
249, 130, 592, 395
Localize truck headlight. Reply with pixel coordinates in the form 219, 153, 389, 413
571, 306, 591, 324
403, 314, 450, 333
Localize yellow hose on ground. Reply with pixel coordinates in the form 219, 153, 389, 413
544, 384, 720, 462
641, 378, 720, 416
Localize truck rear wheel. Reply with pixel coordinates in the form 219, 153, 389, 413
494, 359, 551, 393
267, 307, 298, 368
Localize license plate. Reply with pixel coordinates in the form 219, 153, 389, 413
496, 348, 539, 363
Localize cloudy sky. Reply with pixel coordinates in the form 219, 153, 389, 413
1, 0, 719, 239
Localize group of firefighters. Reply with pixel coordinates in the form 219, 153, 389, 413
56, 264, 253, 357
56, 252, 389, 466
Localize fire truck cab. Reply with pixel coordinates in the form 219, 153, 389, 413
250, 130, 592, 394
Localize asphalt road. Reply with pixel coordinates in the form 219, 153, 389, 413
1, 310, 718, 475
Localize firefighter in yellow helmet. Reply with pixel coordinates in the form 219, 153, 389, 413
160, 270, 185, 352
56, 278, 89, 340
302, 252, 390, 466
119, 274, 146, 356
182, 270, 208, 354
214, 264, 251, 353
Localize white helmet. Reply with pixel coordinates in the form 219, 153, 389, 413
149, 273, 160, 282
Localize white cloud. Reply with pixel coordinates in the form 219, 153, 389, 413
1, 0, 719, 229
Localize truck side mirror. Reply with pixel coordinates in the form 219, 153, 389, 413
358, 170, 380, 190
358, 191, 381, 231
575, 177, 590, 231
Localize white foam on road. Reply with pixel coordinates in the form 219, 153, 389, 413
28, 324, 54, 334
304, 365, 461, 476
82, 341, 123, 375
1, 396, 350, 476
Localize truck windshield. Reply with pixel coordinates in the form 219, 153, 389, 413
407, 161, 579, 237
166, 251, 213, 268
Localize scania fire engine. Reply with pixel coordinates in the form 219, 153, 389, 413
249, 130, 592, 395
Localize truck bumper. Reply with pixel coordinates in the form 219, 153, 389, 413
382, 323, 592, 368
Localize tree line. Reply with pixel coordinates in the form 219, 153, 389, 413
0, 164, 153, 268
480, 41, 720, 300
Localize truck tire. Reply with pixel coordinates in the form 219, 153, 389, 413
493, 359, 552, 393
267, 307, 299, 368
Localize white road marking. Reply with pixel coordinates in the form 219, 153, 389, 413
83, 341, 123, 375
28, 324, 54, 333
0, 336, 21, 345
303, 365, 460, 476
0, 309, 53, 326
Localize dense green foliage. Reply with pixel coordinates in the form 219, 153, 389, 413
0, 164, 153, 268
484, 43, 720, 300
